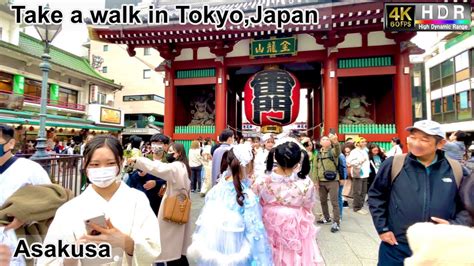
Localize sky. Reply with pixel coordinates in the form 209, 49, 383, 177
13, 0, 437, 56
14, 0, 106, 56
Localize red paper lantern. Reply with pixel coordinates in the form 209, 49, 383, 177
244, 69, 300, 126
29, 126, 34, 131
71, 129, 75, 133
59, 128, 63, 133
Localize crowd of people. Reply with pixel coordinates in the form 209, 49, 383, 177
0, 119, 473, 265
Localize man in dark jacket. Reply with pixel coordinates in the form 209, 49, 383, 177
368, 120, 472, 265
126, 133, 169, 215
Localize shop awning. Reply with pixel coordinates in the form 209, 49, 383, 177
0, 117, 122, 132
0, 109, 94, 124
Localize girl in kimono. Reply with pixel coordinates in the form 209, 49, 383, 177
39, 135, 161, 266
129, 142, 192, 265
253, 140, 325, 266
187, 143, 273, 266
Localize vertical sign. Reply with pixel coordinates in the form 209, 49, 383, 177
50, 84, 59, 102
90, 84, 98, 103
13, 75, 24, 95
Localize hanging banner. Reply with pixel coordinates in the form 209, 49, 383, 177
50, 84, 59, 102
13, 75, 25, 95
244, 69, 300, 126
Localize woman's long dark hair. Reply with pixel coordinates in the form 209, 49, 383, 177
368, 143, 386, 161
83, 135, 123, 175
171, 142, 192, 178
265, 141, 310, 179
220, 149, 250, 206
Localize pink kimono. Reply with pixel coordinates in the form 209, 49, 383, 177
253, 172, 325, 266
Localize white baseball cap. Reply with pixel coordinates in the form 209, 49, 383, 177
406, 120, 445, 138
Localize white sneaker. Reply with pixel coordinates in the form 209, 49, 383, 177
356, 209, 369, 215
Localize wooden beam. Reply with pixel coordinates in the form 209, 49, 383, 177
173, 133, 216, 140
226, 50, 326, 67
338, 66, 396, 77
174, 77, 216, 86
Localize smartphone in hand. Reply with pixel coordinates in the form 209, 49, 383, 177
85, 215, 107, 236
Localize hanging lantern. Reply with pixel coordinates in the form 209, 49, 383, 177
244, 67, 300, 133
71, 129, 75, 133
59, 128, 63, 133
29, 126, 34, 131
49, 127, 55, 132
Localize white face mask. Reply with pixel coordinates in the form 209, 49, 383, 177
87, 166, 120, 188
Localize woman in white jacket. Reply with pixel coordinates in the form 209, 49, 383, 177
39, 135, 161, 266
347, 137, 370, 215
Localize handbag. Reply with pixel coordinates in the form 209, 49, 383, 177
163, 188, 191, 224
158, 184, 166, 198
351, 165, 361, 178
319, 153, 337, 181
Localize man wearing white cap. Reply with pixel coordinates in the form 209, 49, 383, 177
368, 119, 472, 265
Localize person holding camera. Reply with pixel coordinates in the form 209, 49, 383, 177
314, 133, 342, 233
126, 134, 170, 215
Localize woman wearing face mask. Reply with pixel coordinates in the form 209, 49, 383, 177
253, 141, 324, 266
128, 142, 192, 266
187, 144, 273, 265
39, 135, 161, 266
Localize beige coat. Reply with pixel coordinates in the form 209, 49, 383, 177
135, 157, 192, 262
406, 222, 474, 265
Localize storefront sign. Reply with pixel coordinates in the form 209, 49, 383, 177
89, 85, 99, 103
244, 69, 300, 126
100, 107, 121, 124
13, 75, 24, 95
50, 84, 59, 102
250, 37, 297, 58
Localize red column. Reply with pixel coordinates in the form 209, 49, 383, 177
164, 66, 175, 138
394, 49, 412, 151
313, 87, 322, 138
323, 53, 339, 136
215, 63, 227, 137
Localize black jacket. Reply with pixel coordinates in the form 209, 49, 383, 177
368, 150, 472, 244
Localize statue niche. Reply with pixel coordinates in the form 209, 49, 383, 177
188, 95, 215, 126
339, 94, 375, 124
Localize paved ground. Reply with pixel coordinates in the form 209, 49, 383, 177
189, 193, 380, 266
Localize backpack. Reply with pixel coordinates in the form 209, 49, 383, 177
391, 154, 463, 188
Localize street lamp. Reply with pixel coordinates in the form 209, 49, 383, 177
30, 7, 61, 159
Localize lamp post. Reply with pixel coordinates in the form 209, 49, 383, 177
30, 12, 61, 159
